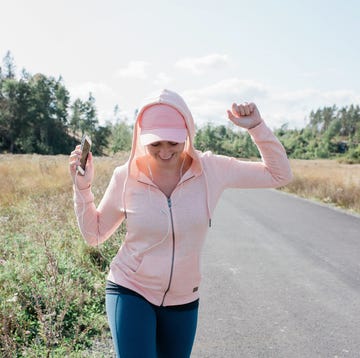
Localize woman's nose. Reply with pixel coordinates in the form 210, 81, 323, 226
159, 149, 171, 156
159, 146, 172, 158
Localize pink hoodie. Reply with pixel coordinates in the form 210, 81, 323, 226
73, 89, 292, 306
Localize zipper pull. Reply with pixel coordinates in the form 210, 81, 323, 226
167, 197, 172, 208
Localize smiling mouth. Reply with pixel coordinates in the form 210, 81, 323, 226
159, 155, 173, 160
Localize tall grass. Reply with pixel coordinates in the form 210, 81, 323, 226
0, 153, 127, 357
284, 159, 360, 214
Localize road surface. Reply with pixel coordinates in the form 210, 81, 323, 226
191, 189, 360, 358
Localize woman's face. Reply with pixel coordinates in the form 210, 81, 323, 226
146, 141, 185, 166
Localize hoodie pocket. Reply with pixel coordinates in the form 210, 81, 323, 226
131, 254, 169, 291
171, 255, 202, 295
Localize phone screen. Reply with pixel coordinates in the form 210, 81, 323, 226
77, 135, 91, 175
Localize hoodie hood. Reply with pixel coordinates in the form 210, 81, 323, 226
122, 89, 211, 225
128, 89, 203, 177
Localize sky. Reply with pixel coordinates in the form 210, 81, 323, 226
1, 0, 359, 129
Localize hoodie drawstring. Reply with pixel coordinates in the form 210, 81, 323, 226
122, 175, 128, 219
201, 169, 212, 227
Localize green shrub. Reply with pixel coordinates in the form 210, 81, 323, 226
0, 186, 121, 357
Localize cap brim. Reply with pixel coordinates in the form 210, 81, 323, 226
140, 128, 187, 146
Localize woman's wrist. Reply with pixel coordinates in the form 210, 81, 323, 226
248, 119, 263, 130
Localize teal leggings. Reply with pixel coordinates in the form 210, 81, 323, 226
105, 283, 199, 358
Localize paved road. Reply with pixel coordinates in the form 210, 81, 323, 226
191, 189, 360, 358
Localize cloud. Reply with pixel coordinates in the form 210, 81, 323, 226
116, 61, 149, 79
182, 79, 269, 125
263, 88, 360, 128
278, 89, 360, 127
175, 54, 229, 74
182, 79, 360, 129
69, 82, 114, 99
153, 72, 172, 86
184, 78, 268, 102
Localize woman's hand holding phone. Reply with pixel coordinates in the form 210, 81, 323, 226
69, 139, 94, 189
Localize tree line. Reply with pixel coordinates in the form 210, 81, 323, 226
0, 52, 118, 155
1, 52, 359, 162
275, 104, 360, 162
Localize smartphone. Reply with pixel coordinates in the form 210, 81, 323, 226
77, 135, 92, 176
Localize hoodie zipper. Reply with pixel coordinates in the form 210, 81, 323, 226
161, 197, 175, 306
160, 175, 197, 305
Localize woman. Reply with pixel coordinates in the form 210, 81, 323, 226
69, 89, 292, 357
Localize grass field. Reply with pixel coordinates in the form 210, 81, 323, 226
285, 159, 360, 214
1, 154, 359, 356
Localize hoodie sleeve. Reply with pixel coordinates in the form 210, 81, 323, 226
202, 121, 293, 190
73, 165, 126, 246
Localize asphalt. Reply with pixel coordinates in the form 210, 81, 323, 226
191, 189, 360, 358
